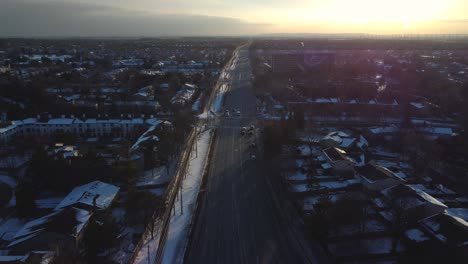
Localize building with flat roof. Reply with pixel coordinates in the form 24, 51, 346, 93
356, 161, 406, 191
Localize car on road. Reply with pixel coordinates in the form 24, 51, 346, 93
250, 154, 256, 160
236, 110, 241, 117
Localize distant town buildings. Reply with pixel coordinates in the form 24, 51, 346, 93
270, 51, 334, 74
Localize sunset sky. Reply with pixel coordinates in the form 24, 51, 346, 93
1, 0, 468, 37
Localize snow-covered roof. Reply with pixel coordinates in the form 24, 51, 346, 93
382, 184, 447, 210
130, 121, 163, 151
356, 135, 369, 149
340, 138, 356, 148
8, 207, 91, 248
447, 208, 468, 222
48, 118, 74, 125
418, 127, 453, 135
0, 255, 28, 262
369, 126, 400, 134
420, 213, 468, 246
321, 131, 353, 146
359, 161, 406, 183
55, 181, 119, 210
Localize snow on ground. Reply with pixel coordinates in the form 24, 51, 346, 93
210, 83, 228, 113
35, 197, 64, 209
133, 129, 213, 264
191, 94, 203, 112
315, 179, 359, 190
162, 129, 212, 264
375, 160, 412, 169
295, 159, 310, 169
296, 145, 313, 156
290, 183, 309, 193
405, 228, 430, 242
0, 218, 25, 241
135, 52, 233, 263
198, 82, 229, 119
285, 171, 308, 181
136, 166, 170, 188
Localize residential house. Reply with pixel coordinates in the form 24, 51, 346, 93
381, 184, 448, 223
419, 212, 468, 255
55, 181, 120, 212
7, 208, 91, 254
356, 161, 406, 191
322, 147, 355, 174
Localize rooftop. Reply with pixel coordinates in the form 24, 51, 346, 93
359, 161, 405, 183
55, 181, 119, 211
323, 147, 349, 162
420, 213, 468, 247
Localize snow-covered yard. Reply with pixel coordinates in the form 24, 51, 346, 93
405, 228, 430, 243
290, 183, 310, 193
314, 179, 360, 191
285, 171, 308, 181
136, 166, 170, 188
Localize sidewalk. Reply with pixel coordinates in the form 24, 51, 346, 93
133, 129, 213, 264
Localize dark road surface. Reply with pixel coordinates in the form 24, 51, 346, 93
186, 47, 326, 264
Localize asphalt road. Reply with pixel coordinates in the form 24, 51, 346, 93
186, 47, 324, 264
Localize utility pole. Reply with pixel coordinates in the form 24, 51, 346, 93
180, 183, 183, 215
195, 127, 198, 158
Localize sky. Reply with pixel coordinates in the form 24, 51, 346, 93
1, 0, 468, 37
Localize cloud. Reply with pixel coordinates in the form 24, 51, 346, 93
0, 0, 272, 37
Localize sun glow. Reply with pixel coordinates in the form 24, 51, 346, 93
263, 0, 458, 33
